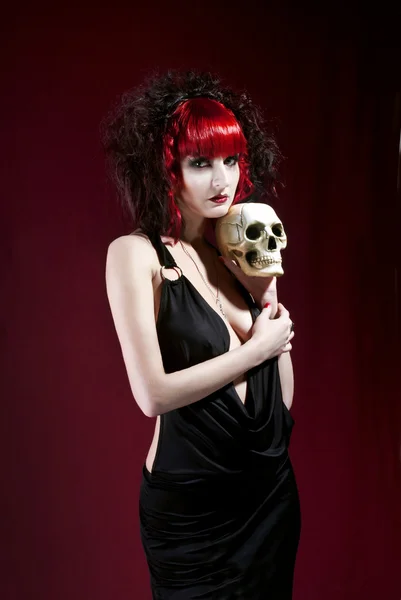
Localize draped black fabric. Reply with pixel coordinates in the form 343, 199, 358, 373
139, 236, 301, 599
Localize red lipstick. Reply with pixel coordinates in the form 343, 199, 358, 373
210, 194, 228, 204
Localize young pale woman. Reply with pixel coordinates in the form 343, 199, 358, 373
102, 71, 300, 600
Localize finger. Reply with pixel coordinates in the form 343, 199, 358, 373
277, 303, 289, 318
263, 302, 273, 315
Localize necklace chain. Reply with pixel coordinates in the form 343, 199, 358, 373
179, 241, 227, 319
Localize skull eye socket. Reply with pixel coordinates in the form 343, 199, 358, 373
245, 224, 264, 241
272, 223, 284, 237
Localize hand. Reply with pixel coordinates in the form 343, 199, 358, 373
250, 303, 294, 361
219, 256, 278, 315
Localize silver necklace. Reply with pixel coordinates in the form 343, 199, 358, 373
179, 241, 227, 320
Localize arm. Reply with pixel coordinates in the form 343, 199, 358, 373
278, 353, 294, 410
218, 257, 295, 410
105, 236, 288, 418
260, 288, 294, 411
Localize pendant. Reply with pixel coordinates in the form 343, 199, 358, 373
216, 298, 226, 319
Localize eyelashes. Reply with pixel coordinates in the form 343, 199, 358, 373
188, 155, 239, 168
224, 155, 240, 167
188, 157, 209, 168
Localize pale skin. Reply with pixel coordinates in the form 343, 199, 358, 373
105, 154, 295, 473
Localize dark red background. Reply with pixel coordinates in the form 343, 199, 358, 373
2, 3, 401, 599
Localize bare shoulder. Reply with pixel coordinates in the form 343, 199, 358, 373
106, 231, 159, 279
104, 231, 166, 416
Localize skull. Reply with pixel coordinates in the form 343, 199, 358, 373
215, 203, 287, 277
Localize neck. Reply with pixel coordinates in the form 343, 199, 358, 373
180, 215, 206, 246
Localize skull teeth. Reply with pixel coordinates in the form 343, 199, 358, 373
249, 256, 282, 266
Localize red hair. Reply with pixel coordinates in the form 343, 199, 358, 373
163, 97, 254, 238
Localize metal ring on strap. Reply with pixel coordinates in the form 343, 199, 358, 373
160, 265, 183, 281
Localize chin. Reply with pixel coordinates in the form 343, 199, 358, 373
207, 206, 231, 220
209, 199, 233, 214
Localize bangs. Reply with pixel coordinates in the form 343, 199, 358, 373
175, 98, 247, 160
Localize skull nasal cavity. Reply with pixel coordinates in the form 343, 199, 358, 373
268, 237, 277, 250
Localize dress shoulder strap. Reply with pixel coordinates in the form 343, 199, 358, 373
147, 233, 177, 268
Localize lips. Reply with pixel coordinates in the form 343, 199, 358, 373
210, 194, 228, 203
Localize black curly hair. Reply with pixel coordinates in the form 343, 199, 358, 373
101, 70, 282, 237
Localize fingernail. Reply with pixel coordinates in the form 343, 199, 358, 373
264, 303, 270, 308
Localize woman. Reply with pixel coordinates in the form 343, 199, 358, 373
102, 70, 300, 599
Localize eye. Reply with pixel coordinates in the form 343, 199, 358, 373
224, 155, 239, 167
245, 223, 265, 240
189, 156, 210, 168
272, 224, 284, 237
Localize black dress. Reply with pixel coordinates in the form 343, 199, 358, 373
139, 236, 301, 599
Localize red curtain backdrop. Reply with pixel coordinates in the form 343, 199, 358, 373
1, 4, 400, 599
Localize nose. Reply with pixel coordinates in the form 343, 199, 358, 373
212, 161, 229, 189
